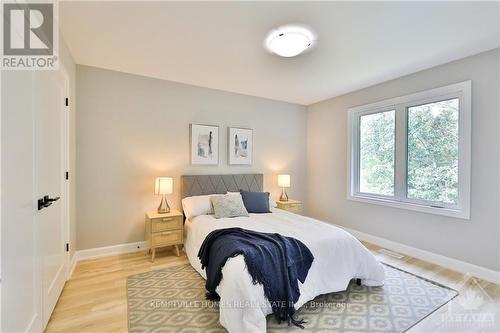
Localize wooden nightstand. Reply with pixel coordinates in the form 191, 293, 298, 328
276, 199, 303, 214
145, 209, 183, 262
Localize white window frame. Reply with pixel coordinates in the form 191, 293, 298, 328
347, 81, 471, 219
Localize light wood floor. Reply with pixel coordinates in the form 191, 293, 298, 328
45, 243, 500, 333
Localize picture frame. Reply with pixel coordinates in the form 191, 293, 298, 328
228, 127, 253, 165
190, 124, 219, 165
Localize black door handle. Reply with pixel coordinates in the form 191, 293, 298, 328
43, 195, 60, 203
38, 195, 60, 210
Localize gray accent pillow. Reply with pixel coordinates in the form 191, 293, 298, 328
210, 194, 249, 219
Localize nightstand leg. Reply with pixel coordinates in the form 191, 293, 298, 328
151, 248, 156, 262
174, 245, 180, 257
148, 248, 151, 255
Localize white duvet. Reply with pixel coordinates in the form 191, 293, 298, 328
184, 209, 384, 333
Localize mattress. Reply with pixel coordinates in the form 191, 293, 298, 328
184, 208, 385, 333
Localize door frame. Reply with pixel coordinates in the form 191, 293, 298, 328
59, 63, 71, 281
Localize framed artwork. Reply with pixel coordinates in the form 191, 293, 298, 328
228, 127, 253, 165
190, 124, 219, 165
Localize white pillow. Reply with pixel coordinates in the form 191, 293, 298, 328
269, 198, 277, 208
227, 191, 277, 208
182, 195, 214, 220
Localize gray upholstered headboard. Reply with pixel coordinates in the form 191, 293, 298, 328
181, 174, 263, 198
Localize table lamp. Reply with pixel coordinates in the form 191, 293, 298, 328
155, 177, 173, 214
278, 174, 290, 202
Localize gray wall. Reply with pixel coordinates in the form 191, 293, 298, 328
76, 65, 307, 250
306, 48, 500, 271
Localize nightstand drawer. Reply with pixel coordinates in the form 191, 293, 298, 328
286, 203, 302, 209
146, 209, 183, 261
151, 216, 182, 232
152, 230, 182, 246
286, 204, 302, 213
276, 200, 303, 214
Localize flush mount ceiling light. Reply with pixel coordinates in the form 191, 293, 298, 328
265, 24, 316, 58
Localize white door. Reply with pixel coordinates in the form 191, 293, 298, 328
2, 71, 43, 333
33, 69, 68, 328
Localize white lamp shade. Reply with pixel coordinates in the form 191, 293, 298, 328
278, 174, 291, 188
155, 177, 173, 195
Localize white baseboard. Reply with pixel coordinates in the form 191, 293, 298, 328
67, 241, 149, 278
340, 225, 500, 285
68, 253, 78, 278
67, 241, 148, 278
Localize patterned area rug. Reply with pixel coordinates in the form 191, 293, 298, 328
127, 263, 457, 332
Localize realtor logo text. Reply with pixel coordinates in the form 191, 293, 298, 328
2, 2, 58, 69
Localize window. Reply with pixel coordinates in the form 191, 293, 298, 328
348, 81, 471, 219
359, 110, 395, 196
407, 99, 459, 204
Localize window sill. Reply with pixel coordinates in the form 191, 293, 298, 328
347, 194, 470, 220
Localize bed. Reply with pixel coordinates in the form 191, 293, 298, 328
181, 174, 385, 333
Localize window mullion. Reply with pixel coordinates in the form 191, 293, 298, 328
394, 105, 407, 201
353, 114, 360, 195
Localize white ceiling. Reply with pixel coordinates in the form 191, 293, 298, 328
60, 1, 500, 105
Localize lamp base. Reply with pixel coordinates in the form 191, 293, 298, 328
279, 188, 288, 202
157, 195, 170, 214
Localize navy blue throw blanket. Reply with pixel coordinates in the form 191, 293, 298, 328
197, 227, 314, 328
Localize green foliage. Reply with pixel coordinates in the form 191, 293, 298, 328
359, 99, 459, 204
407, 99, 459, 204
360, 111, 395, 195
